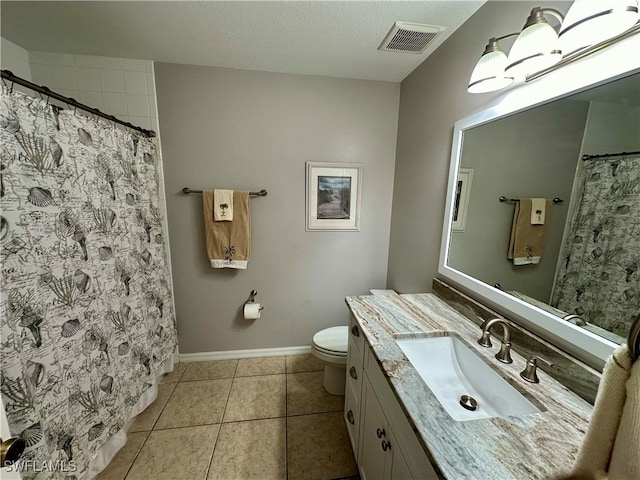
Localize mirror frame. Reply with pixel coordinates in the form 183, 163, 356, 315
439, 34, 640, 370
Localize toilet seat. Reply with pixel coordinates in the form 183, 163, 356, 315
312, 326, 348, 356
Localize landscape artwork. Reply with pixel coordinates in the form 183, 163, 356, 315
317, 176, 351, 219
306, 162, 362, 231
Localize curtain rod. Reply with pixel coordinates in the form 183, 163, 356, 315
1, 69, 156, 138
582, 150, 640, 161
182, 188, 268, 197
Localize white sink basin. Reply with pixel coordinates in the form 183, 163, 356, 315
396, 334, 544, 421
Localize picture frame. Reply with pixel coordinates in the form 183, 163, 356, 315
306, 162, 362, 231
452, 168, 473, 232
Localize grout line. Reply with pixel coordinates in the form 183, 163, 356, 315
285, 362, 289, 480
204, 362, 238, 478
147, 381, 178, 432
121, 430, 151, 480
286, 408, 345, 418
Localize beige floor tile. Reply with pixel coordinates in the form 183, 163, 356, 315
236, 356, 286, 377
126, 425, 219, 480
181, 359, 238, 381
129, 383, 176, 432
223, 374, 286, 422
286, 354, 324, 373
159, 362, 187, 383
154, 378, 232, 429
96, 431, 148, 480
208, 418, 286, 480
287, 371, 344, 416
287, 412, 357, 480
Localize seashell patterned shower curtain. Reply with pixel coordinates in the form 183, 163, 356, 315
0, 87, 177, 479
551, 155, 640, 339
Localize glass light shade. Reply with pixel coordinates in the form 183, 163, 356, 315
468, 50, 514, 93
505, 22, 562, 78
559, 0, 640, 56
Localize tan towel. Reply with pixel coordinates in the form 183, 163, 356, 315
203, 190, 250, 269
574, 345, 632, 478
507, 198, 551, 265
608, 353, 640, 479
214, 189, 234, 221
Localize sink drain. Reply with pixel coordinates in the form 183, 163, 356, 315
459, 395, 478, 411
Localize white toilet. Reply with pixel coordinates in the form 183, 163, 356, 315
311, 326, 349, 395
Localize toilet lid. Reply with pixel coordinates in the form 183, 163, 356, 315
313, 326, 348, 354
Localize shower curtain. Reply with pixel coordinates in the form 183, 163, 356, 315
0, 88, 177, 479
551, 156, 640, 338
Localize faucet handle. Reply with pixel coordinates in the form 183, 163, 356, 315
520, 355, 553, 383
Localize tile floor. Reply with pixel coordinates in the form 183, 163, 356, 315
97, 355, 359, 480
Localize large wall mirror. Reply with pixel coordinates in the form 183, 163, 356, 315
439, 41, 639, 370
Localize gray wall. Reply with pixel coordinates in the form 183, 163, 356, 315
387, 1, 571, 293
449, 99, 588, 302
155, 63, 400, 353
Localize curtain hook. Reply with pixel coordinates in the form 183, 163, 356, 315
9, 80, 15, 94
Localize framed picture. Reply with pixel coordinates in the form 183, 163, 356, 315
452, 168, 473, 232
306, 162, 362, 231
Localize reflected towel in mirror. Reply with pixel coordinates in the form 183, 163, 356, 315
507, 198, 551, 265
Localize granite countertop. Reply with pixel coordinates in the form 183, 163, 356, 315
345, 292, 593, 480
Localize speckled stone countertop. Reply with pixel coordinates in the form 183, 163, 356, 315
345, 293, 593, 480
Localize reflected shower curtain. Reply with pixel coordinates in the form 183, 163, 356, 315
0, 88, 177, 479
551, 156, 640, 338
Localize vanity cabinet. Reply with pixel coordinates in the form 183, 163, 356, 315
345, 315, 438, 480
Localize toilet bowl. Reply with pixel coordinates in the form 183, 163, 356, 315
311, 326, 348, 395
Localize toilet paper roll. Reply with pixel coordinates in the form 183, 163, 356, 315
244, 303, 262, 320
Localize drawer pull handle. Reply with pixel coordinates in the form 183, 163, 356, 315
351, 325, 360, 337
349, 366, 358, 380
376, 428, 385, 439
347, 410, 355, 425
381, 440, 391, 451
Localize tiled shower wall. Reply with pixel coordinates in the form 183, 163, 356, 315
1, 37, 32, 81
28, 51, 159, 133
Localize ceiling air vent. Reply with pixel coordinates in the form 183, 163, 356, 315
378, 21, 444, 54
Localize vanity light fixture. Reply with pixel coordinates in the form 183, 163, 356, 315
467, 35, 518, 93
504, 7, 564, 79
559, 0, 639, 56
468, 1, 640, 94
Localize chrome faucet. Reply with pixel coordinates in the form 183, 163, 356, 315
520, 355, 553, 383
563, 314, 587, 327
477, 318, 513, 364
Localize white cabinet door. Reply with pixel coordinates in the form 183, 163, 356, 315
387, 430, 413, 480
1, 396, 23, 479
358, 375, 391, 480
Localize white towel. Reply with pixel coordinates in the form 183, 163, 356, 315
574, 345, 632, 477
530, 197, 546, 224
608, 355, 640, 479
214, 189, 234, 221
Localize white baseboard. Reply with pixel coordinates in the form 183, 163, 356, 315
179, 345, 312, 362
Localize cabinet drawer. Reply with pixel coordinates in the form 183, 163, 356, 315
346, 344, 363, 400
344, 381, 360, 459
349, 314, 364, 360
365, 344, 438, 480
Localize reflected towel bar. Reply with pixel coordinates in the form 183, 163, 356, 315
182, 188, 267, 197
499, 196, 563, 204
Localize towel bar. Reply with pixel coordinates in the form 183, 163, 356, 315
182, 188, 267, 197
499, 196, 563, 204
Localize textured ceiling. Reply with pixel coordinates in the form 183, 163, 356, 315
0, 1, 484, 82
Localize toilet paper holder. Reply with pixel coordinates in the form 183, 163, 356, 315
244, 290, 264, 311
